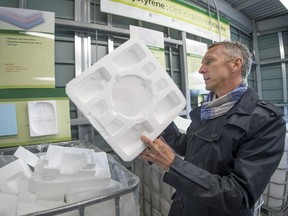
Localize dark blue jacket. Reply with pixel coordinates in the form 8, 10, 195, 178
162, 87, 286, 216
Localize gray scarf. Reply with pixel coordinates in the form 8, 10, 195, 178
201, 83, 247, 121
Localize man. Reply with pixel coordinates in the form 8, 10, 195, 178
140, 41, 286, 216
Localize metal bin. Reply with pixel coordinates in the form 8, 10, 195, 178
0, 140, 140, 216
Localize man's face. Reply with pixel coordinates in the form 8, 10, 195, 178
199, 45, 238, 97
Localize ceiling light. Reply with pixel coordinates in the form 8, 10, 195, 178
279, 0, 288, 10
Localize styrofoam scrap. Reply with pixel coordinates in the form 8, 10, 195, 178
18, 180, 65, 209
35, 189, 65, 202
14, 146, 39, 168
0, 192, 17, 216
17, 200, 68, 216
18, 180, 36, 203
44, 145, 96, 169
94, 152, 111, 179
65, 179, 122, 203
0, 158, 32, 194
38, 145, 111, 178
173, 116, 191, 133
28, 176, 106, 194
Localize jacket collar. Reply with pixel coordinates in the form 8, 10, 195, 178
227, 87, 259, 117
190, 87, 259, 120
189, 88, 259, 141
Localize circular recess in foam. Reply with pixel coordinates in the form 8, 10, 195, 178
112, 75, 152, 117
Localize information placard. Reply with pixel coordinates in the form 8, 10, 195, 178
0, 7, 55, 89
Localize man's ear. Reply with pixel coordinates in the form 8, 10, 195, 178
232, 58, 243, 72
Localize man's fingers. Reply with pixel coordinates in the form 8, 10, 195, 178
141, 135, 151, 143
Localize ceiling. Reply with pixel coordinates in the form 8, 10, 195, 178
223, 0, 288, 22
188, 0, 288, 34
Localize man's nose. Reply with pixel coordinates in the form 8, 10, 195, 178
199, 65, 205, 74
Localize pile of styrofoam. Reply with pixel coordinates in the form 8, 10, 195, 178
0, 145, 120, 216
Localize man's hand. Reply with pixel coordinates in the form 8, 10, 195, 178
139, 135, 176, 172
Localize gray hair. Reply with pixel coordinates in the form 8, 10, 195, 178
208, 41, 252, 80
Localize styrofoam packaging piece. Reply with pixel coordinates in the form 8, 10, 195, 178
28, 176, 109, 195
66, 38, 186, 161
65, 179, 122, 203
0, 193, 17, 216
94, 152, 111, 179
28, 100, 58, 137
173, 116, 191, 133
0, 158, 31, 194
44, 145, 96, 169
17, 200, 74, 216
18, 180, 36, 203
19, 180, 64, 206
41, 145, 111, 179
14, 146, 39, 168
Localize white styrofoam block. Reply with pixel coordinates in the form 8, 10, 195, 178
66, 38, 186, 161
18, 180, 36, 203
173, 116, 191, 133
65, 179, 122, 203
36, 190, 65, 202
45, 145, 96, 169
0, 158, 31, 194
14, 146, 39, 168
40, 145, 110, 179
28, 176, 108, 195
0, 193, 17, 216
17, 200, 72, 216
28, 100, 58, 137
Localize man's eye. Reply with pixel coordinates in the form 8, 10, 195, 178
204, 59, 212, 65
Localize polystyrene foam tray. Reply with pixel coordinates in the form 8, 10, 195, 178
28, 100, 58, 137
66, 38, 186, 161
